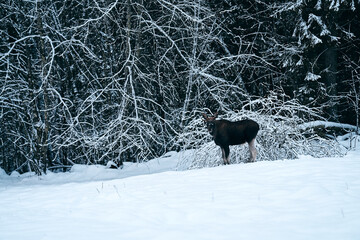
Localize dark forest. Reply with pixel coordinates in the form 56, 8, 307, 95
1, 0, 359, 174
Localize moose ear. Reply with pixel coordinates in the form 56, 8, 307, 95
213, 111, 218, 118
202, 113, 208, 120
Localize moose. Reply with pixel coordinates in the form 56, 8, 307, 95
202, 112, 259, 165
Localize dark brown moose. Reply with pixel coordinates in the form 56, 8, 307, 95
202, 112, 259, 165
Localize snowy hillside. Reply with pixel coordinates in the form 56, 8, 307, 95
1, 149, 360, 240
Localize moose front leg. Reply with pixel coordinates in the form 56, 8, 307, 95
222, 145, 230, 165
221, 147, 225, 164
220, 147, 230, 165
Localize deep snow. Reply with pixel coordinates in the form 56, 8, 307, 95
1, 148, 360, 240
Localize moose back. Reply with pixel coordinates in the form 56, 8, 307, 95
203, 112, 259, 164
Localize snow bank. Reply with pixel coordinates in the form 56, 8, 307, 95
0, 167, 6, 178
1, 149, 360, 240
0, 151, 186, 186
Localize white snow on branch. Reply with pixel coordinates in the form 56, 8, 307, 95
300, 121, 359, 132
305, 72, 321, 81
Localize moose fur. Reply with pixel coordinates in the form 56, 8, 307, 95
202, 112, 259, 164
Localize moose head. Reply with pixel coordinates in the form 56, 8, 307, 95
202, 112, 218, 135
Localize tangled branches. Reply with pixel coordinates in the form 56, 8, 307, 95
177, 95, 347, 169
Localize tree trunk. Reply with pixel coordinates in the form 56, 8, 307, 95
37, 6, 50, 174
324, 45, 338, 120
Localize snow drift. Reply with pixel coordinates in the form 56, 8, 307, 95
1, 147, 360, 240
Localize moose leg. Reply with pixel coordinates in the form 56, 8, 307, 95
248, 139, 257, 162
223, 145, 230, 165
221, 147, 225, 163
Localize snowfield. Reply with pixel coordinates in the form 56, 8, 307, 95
1, 149, 360, 240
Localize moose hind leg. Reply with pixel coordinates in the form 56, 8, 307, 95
248, 139, 257, 162
223, 145, 230, 165
220, 147, 225, 164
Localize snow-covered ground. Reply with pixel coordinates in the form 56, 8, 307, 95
1, 147, 360, 240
